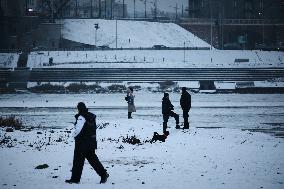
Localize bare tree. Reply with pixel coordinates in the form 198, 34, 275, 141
42, 0, 71, 22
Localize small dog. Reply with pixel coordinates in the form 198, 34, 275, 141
150, 131, 169, 143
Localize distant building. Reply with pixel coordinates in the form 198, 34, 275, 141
0, 0, 61, 50
187, 0, 284, 19
184, 0, 284, 50
0, 0, 25, 17
60, 0, 128, 19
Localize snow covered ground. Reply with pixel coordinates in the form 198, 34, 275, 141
0, 114, 283, 189
61, 19, 211, 48
0, 92, 284, 189
26, 50, 284, 68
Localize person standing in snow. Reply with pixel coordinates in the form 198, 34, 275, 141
180, 87, 191, 129
162, 92, 179, 134
66, 102, 109, 184
126, 87, 136, 119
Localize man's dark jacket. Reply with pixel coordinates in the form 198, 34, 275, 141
75, 112, 97, 149
180, 91, 191, 111
162, 97, 174, 115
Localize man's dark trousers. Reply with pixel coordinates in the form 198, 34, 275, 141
183, 110, 189, 128
163, 111, 179, 133
71, 138, 105, 182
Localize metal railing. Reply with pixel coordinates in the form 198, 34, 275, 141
180, 18, 284, 25
12, 68, 284, 82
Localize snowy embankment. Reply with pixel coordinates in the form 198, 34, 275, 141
0, 53, 19, 68
0, 118, 283, 189
27, 50, 284, 68
61, 19, 210, 48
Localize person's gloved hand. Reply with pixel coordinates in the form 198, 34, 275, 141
75, 114, 79, 120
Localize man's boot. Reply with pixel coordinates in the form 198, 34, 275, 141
100, 172, 109, 184
128, 112, 132, 119
65, 179, 79, 184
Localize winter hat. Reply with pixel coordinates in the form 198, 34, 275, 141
77, 102, 88, 113
182, 87, 187, 91
164, 92, 169, 97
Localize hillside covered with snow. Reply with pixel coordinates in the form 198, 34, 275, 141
61, 19, 211, 48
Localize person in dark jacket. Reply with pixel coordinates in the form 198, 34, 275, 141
65, 102, 109, 184
126, 87, 136, 119
162, 93, 179, 133
180, 87, 191, 129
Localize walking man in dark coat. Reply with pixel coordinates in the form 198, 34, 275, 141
162, 92, 179, 134
66, 102, 109, 184
180, 87, 191, 129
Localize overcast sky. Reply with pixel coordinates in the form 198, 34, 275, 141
117, 0, 189, 14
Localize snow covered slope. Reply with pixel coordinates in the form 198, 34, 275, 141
61, 19, 210, 48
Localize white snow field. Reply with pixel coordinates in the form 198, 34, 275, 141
61, 19, 211, 48
0, 93, 284, 189
0, 115, 283, 189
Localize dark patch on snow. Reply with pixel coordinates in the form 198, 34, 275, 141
122, 135, 141, 145
5, 128, 14, 132
35, 164, 49, 169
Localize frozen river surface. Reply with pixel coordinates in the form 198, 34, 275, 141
0, 93, 283, 137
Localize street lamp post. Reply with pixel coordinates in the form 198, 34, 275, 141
51, 0, 54, 22
144, 0, 147, 19
260, 12, 265, 45
182, 4, 184, 18
90, 0, 93, 18
98, 0, 101, 18
183, 42, 186, 63
134, 0, 136, 19
123, 0, 125, 18
75, 0, 78, 17
154, 0, 157, 20
169, 4, 179, 21
111, 0, 113, 19
94, 23, 99, 47
210, 0, 213, 50
104, 0, 107, 19
25, 0, 28, 15
116, 19, 118, 49
175, 3, 178, 21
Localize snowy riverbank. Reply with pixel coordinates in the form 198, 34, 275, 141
0, 118, 283, 189
27, 50, 284, 69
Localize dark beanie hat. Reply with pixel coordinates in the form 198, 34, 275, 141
182, 87, 187, 91
164, 92, 169, 97
77, 102, 87, 112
